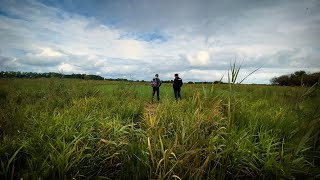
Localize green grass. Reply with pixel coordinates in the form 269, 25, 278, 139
0, 78, 319, 179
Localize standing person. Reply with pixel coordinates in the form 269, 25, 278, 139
173, 73, 183, 100
151, 74, 162, 102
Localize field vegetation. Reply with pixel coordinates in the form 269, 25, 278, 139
0, 74, 319, 179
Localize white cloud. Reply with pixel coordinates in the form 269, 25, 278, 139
39, 48, 63, 57
58, 63, 79, 73
186, 51, 210, 66
13, 47, 66, 66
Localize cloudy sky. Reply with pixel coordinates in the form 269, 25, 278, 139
0, 0, 319, 83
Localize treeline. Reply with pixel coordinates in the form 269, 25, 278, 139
271, 71, 320, 86
186, 81, 226, 84
0, 71, 104, 80
0, 71, 224, 84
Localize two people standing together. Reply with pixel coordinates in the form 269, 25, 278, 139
151, 73, 183, 102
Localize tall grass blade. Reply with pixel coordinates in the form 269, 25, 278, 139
239, 66, 262, 84
295, 126, 314, 156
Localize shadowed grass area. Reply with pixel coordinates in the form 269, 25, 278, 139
0, 78, 319, 179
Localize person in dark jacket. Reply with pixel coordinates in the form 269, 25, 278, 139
173, 73, 183, 100
151, 74, 162, 102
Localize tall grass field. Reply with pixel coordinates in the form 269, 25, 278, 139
0, 78, 319, 179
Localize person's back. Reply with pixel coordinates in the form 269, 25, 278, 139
151, 78, 158, 87
151, 74, 161, 102
173, 77, 183, 89
173, 74, 183, 100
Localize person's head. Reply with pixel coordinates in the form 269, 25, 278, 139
155, 74, 159, 77
174, 73, 178, 77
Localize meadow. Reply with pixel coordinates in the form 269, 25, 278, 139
0, 78, 319, 179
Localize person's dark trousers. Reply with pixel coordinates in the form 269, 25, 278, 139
174, 88, 181, 100
152, 87, 160, 102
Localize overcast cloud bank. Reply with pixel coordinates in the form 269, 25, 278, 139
0, 0, 319, 83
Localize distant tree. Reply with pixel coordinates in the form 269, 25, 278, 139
0, 71, 104, 80
271, 71, 319, 86
294, 71, 306, 77
213, 81, 226, 84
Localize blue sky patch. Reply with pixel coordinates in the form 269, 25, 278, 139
137, 32, 168, 42
0, 9, 25, 21
119, 31, 168, 43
